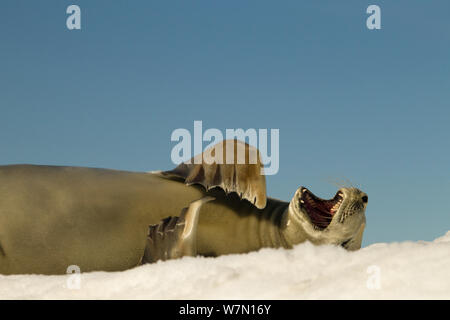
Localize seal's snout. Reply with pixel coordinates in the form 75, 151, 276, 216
344, 188, 368, 207
362, 195, 368, 204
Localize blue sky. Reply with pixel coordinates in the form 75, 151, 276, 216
1, 1, 449, 246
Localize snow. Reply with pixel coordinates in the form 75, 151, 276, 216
1, 231, 450, 300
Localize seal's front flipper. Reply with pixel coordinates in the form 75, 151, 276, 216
142, 196, 215, 264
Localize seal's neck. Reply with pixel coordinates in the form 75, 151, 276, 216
279, 200, 310, 247
251, 199, 289, 249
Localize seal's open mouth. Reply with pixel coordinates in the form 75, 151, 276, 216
299, 188, 344, 230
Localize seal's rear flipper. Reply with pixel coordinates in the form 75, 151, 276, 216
161, 139, 267, 209
141, 196, 215, 264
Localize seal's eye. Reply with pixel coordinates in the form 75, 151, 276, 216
362, 195, 368, 203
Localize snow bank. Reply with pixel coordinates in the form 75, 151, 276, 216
1, 231, 449, 299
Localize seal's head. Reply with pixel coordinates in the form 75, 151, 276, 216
288, 186, 367, 250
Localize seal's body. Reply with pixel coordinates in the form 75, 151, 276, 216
0, 140, 368, 275
0, 165, 287, 274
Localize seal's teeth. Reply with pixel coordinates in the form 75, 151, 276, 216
330, 202, 340, 213
300, 200, 305, 204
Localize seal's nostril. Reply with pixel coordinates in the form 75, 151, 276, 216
362, 195, 368, 203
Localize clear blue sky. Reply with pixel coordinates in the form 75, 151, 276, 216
1, 1, 449, 246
